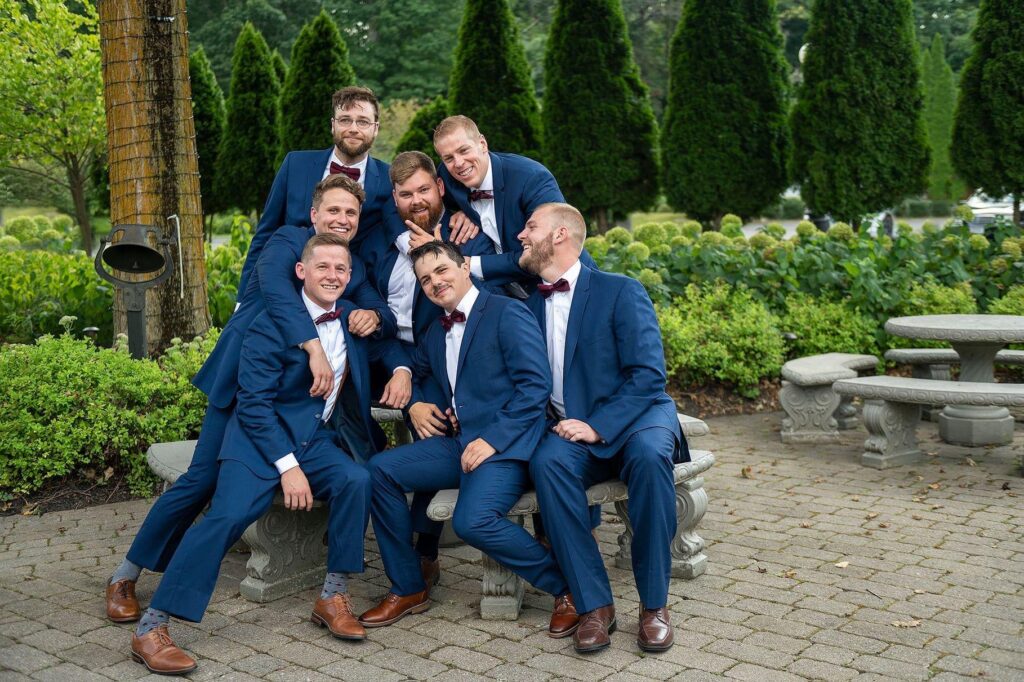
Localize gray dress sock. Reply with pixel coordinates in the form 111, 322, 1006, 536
110, 558, 142, 584
135, 608, 169, 637
320, 572, 349, 599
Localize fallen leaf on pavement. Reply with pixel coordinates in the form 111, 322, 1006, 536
866, 512, 879, 520
782, 569, 797, 579
756, 566, 767, 574
851, 495, 861, 502
964, 457, 977, 467
741, 466, 754, 479
1002, 482, 1011, 491
800, 521, 812, 528
891, 619, 921, 628
928, 483, 941, 490
913, 589, 926, 594
878, 522, 890, 528
834, 561, 850, 568
912, 515, 923, 521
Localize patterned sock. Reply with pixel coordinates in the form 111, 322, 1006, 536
135, 608, 169, 637
320, 572, 349, 599
415, 533, 440, 561
110, 558, 142, 585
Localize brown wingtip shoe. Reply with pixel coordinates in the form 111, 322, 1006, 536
358, 590, 429, 628
311, 593, 366, 641
106, 579, 141, 623
573, 605, 616, 654
130, 625, 197, 675
548, 593, 580, 638
637, 606, 674, 652
420, 556, 440, 596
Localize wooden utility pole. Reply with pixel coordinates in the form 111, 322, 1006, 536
97, 0, 210, 353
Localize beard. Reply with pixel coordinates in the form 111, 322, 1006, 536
333, 132, 374, 159
519, 232, 555, 275
400, 200, 444, 233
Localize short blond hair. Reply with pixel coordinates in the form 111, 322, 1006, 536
312, 174, 365, 209
536, 202, 587, 249
301, 232, 350, 263
433, 115, 481, 144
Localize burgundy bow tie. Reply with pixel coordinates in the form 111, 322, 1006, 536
314, 309, 343, 325
440, 309, 466, 331
469, 189, 493, 201
329, 162, 360, 181
537, 278, 570, 299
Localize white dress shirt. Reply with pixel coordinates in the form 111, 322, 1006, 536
468, 162, 502, 280
274, 290, 349, 475
322, 150, 368, 188
445, 285, 480, 415
545, 260, 582, 419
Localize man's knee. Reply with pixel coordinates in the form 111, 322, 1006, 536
451, 506, 498, 547
621, 429, 675, 479
529, 440, 576, 482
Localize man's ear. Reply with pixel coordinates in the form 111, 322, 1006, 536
436, 177, 445, 198
310, 206, 318, 225
295, 261, 306, 281
479, 135, 488, 154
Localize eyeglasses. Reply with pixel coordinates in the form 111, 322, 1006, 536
333, 116, 377, 130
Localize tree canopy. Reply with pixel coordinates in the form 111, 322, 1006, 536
396, 98, 448, 166
921, 34, 962, 200
189, 47, 227, 219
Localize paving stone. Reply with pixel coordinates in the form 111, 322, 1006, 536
704, 640, 794, 670
742, 632, 810, 656
0, 644, 60, 674
525, 652, 617, 681
317, 658, 407, 681
799, 643, 856, 666
623, 656, 685, 679
850, 654, 931, 680
933, 653, 1024, 681
29, 662, 111, 682
58, 642, 123, 670
787, 657, 859, 680
473, 637, 540, 664
810, 630, 887, 655
229, 653, 287, 677
373, 649, 450, 680
429, 645, 501, 673
723, 662, 805, 681
486, 663, 552, 681
16, 629, 84, 654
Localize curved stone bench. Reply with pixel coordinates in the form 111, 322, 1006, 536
426, 414, 714, 620
779, 353, 879, 443
833, 376, 1024, 469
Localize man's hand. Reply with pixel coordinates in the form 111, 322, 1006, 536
348, 309, 380, 337
408, 402, 449, 439
461, 438, 496, 473
445, 407, 460, 435
281, 467, 313, 511
379, 369, 412, 409
553, 419, 601, 444
303, 339, 334, 398
406, 220, 443, 250
447, 211, 480, 244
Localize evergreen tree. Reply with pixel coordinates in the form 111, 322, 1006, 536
543, 0, 659, 230
271, 49, 287, 88
396, 98, 449, 165
951, 0, 1024, 224
790, 0, 929, 225
189, 47, 227, 218
921, 34, 962, 200
279, 11, 354, 155
661, 0, 790, 225
448, 0, 542, 158
215, 23, 280, 216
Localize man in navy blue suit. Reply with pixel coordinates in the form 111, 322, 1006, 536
128, 234, 409, 674
358, 242, 578, 638
104, 175, 400, 625
521, 203, 689, 654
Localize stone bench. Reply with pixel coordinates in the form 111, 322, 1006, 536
425, 414, 714, 620
832, 376, 1024, 469
146, 407, 410, 603
779, 353, 879, 443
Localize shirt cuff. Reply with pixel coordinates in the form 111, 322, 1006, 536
395, 231, 412, 255
469, 256, 483, 279
393, 366, 412, 376
274, 453, 299, 475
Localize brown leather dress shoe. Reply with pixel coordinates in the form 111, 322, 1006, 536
573, 605, 616, 653
311, 593, 366, 640
358, 590, 429, 628
130, 625, 197, 675
548, 593, 580, 638
421, 556, 440, 596
106, 579, 141, 623
637, 606, 674, 651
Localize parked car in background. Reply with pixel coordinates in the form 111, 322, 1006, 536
963, 192, 1015, 235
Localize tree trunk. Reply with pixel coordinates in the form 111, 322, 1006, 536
98, 0, 210, 354
1014, 196, 1021, 228
593, 208, 610, 234
67, 163, 94, 256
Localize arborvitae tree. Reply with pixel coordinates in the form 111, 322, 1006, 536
215, 23, 280, 216
271, 50, 287, 89
951, 0, 1024, 224
448, 0, 542, 158
790, 0, 929, 225
396, 98, 449, 165
189, 47, 227, 220
921, 34, 962, 201
280, 11, 354, 156
543, 0, 659, 231
661, 0, 790, 225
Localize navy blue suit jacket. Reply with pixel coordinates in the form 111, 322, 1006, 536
194, 225, 396, 409
239, 148, 392, 296
409, 289, 551, 462
220, 306, 409, 480
526, 266, 689, 463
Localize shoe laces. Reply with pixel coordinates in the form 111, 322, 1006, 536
115, 581, 131, 599
153, 626, 173, 647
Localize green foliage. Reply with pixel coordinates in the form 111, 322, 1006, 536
780, 294, 879, 357
633, 223, 668, 248
662, 0, 790, 223
215, 23, 281, 215
205, 216, 252, 328
913, 0, 979, 73
951, 0, 1024, 205
271, 49, 287, 88
0, 332, 215, 497
658, 284, 784, 397
189, 47, 227, 217
921, 34, 964, 201
279, 11, 354, 156
5, 217, 37, 243
989, 284, 1024, 315
790, 0, 930, 223
449, 0, 542, 158
543, 0, 660, 226
396, 98, 449, 165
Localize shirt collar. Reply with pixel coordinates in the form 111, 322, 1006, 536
543, 259, 582, 288
453, 285, 480, 318
330, 149, 369, 175
302, 289, 335, 321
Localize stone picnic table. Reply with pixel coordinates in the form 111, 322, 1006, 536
884, 314, 1024, 446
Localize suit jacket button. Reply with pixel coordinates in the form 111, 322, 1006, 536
315, 413, 322, 419
301, 441, 308, 446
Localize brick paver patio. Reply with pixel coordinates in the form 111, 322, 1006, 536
1, 412, 1021, 681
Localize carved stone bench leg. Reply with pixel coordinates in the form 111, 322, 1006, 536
613, 477, 708, 580
834, 395, 859, 430
479, 516, 525, 620
861, 399, 922, 469
780, 380, 841, 443
239, 503, 329, 602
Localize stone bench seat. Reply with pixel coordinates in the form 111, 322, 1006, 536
833, 376, 1024, 469
885, 348, 1024, 366
779, 353, 879, 443
425, 414, 714, 620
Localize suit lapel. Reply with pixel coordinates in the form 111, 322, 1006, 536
456, 289, 488, 383
564, 266, 591, 375
489, 153, 508, 248
364, 157, 382, 205
431, 325, 452, 398
305, 148, 334, 211
527, 293, 545, 335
